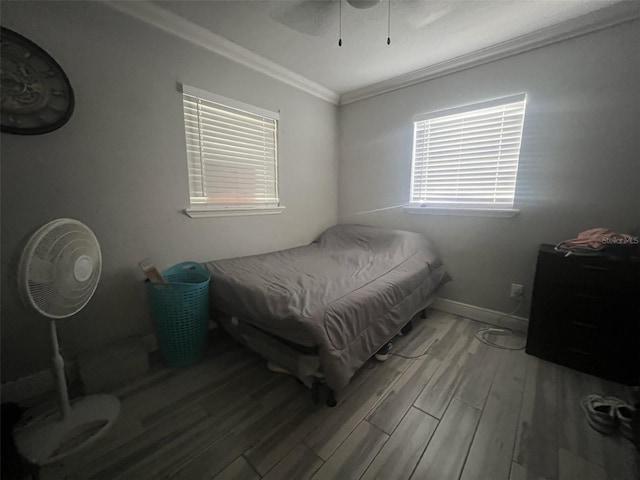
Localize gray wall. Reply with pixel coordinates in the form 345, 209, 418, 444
1, 2, 338, 381
339, 20, 640, 316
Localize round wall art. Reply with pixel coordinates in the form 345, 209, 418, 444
1, 27, 75, 135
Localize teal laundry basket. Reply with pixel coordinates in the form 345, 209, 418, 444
147, 262, 210, 367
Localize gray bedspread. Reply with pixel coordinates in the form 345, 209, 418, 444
205, 224, 450, 390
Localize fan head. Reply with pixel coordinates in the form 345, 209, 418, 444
18, 218, 102, 319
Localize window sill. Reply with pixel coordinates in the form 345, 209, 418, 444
185, 206, 285, 218
404, 206, 520, 218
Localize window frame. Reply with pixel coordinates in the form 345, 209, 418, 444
407, 94, 526, 217
181, 85, 284, 218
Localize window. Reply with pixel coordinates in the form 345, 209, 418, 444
410, 94, 526, 212
182, 85, 283, 218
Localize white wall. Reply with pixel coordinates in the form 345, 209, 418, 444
0, 1, 338, 381
339, 20, 640, 316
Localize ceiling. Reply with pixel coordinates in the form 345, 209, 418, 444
149, 0, 629, 96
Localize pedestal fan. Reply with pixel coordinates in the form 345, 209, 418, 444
13, 218, 120, 465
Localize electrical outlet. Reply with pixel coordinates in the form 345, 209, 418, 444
510, 283, 524, 299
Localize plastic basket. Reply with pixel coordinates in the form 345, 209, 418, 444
147, 262, 210, 367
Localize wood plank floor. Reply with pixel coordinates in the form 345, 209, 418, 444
40, 310, 638, 480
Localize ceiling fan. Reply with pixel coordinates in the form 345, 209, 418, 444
270, 0, 382, 38
270, 0, 446, 44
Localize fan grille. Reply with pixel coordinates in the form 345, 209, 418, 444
19, 219, 102, 318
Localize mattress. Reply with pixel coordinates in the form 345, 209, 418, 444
205, 224, 450, 390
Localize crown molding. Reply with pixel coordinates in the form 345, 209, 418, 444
101, 1, 340, 105
340, 2, 640, 105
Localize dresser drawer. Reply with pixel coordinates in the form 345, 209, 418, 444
557, 346, 599, 377
560, 287, 610, 323
535, 250, 639, 289
560, 319, 600, 350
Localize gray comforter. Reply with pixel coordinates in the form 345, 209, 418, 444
205, 224, 450, 390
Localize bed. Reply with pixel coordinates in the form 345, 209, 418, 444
205, 224, 450, 402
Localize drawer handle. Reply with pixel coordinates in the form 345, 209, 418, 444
568, 347, 594, 356
582, 265, 609, 272
572, 321, 596, 329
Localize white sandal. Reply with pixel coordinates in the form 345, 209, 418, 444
580, 394, 616, 434
605, 396, 637, 441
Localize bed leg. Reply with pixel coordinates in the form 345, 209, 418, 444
310, 379, 337, 407
325, 388, 337, 408
311, 378, 320, 404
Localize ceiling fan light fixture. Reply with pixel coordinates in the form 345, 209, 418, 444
347, 0, 380, 9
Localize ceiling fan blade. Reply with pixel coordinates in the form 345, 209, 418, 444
401, 0, 453, 30
270, 0, 336, 37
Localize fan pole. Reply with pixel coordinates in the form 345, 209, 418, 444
50, 320, 71, 420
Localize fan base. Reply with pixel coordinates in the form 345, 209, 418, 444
13, 394, 120, 466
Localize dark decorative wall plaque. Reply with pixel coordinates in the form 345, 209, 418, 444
1, 27, 74, 135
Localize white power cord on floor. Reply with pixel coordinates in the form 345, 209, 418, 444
475, 298, 526, 351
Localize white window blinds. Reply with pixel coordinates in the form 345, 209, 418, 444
410, 94, 526, 209
182, 85, 280, 211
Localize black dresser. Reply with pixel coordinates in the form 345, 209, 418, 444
526, 244, 640, 385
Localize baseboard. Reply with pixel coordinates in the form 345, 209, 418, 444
1, 333, 159, 405
141, 331, 159, 353
431, 297, 529, 334
0, 325, 221, 404
1, 368, 57, 405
